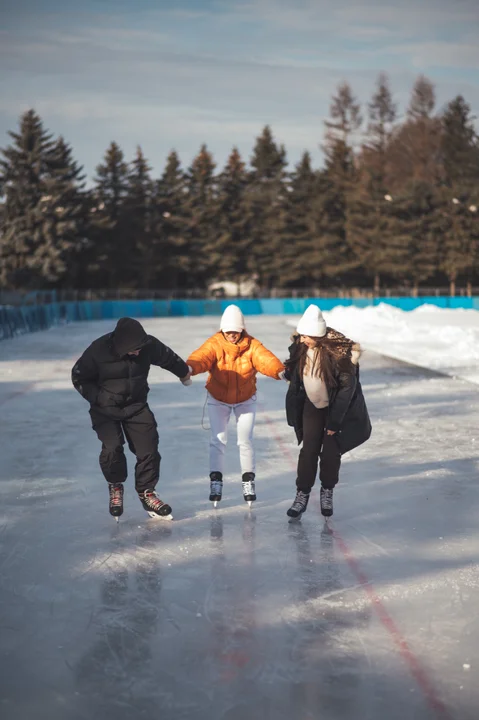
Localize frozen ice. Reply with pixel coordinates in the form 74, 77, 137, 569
1, 313, 479, 719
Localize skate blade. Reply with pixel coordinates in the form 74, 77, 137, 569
147, 511, 173, 520
115, 516, 119, 523
247, 500, 252, 509
213, 500, 218, 508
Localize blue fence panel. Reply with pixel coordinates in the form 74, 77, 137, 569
152, 300, 171, 317
2, 295, 479, 341
448, 297, 474, 309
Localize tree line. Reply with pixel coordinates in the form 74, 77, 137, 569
1, 74, 478, 296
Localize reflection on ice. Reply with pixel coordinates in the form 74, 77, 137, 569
1, 316, 478, 719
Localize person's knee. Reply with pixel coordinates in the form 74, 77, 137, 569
101, 444, 124, 457
237, 437, 253, 448
211, 432, 227, 448
137, 449, 160, 462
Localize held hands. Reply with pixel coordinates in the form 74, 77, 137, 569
180, 365, 193, 386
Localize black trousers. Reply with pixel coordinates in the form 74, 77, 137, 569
296, 398, 341, 493
89, 405, 161, 493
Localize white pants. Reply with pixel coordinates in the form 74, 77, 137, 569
207, 393, 257, 475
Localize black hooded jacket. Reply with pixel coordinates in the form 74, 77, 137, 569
285, 334, 371, 455
72, 318, 189, 419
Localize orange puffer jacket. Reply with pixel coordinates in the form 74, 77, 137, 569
187, 332, 284, 405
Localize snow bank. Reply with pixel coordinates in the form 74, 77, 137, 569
288, 303, 479, 385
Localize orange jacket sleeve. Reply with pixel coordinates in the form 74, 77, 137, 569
251, 340, 284, 379
187, 337, 217, 375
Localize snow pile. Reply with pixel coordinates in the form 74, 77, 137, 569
288, 303, 479, 385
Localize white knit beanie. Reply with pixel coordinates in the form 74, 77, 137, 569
296, 304, 327, 337
220, 304, 246, 333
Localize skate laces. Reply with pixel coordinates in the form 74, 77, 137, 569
321, 488, 333, 509
109, 484, 123, 506
242, 480, 255, 495
142, 490, 163, 510
291, 490, 309, 512
210, 480, 223, 495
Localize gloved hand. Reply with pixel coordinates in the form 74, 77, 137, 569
278, 370, 287, 381
181, 372, 192, 386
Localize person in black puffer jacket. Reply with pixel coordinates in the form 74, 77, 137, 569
72, 317, 192, 520
284, 305, 371, 520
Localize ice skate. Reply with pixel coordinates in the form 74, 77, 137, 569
138, 489, 173, 520
320, 487, 333, 518
209, 472, 223, 508
287, 489, 310, 520
108, 483, 124, 522
242, 472, 256, 508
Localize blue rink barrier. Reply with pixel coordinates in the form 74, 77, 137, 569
1, 296, 478, 340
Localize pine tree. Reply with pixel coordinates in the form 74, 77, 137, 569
437, 97, 479, 294
89, 142, 129, 288
325, 81, 362, 147
387, 181, 440, 295
153, 150, 188, 289
183, 144, 217, 288
435, 190, 479, 295
212, 148, 253, 293
280, 152, 318, 287
314, 146, 358, 289
347, 74, 402, 292
248, 126, 287, 289
38, 137, 89, 288
123, 147, 155, 288
316, 84, 363, 290
0, 109, 55, 288
441, 96, 479, 189
388, 76, 441, 187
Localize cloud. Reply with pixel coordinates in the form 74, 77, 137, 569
388, 41, 479, 69
1, 0, 478, 181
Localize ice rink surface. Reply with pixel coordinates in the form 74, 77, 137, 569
1, 315, 479, 720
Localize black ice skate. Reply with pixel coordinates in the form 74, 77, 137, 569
138, 489, 173, 520
320, 487, 334, 518
108, 483, 124, 522
287, 489, 310, 519
242, 472, 256, 508
209, 472, 223, 508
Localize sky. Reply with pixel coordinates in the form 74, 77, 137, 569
1, 0, 479, 182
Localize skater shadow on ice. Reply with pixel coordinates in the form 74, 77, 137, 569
73, 532, 178, 720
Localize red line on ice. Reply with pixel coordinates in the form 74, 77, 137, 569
0, 382, 37, 406
261, 407, 452, 720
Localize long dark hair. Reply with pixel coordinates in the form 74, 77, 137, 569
285, 332, 355, 389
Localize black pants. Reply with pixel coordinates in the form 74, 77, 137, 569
296, 398, 341, 493
90, 405, 161, 493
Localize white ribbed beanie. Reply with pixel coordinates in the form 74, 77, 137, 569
220, 304, 246, 333
296, 304, 327, 337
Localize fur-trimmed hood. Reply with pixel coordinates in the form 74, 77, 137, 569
290, 327, 362, 365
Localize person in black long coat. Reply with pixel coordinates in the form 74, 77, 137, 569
284, 305, 371, 519
72, 317, 192, 521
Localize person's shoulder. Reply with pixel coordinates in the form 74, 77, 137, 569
90, 333, 111, 350
326, 327, 347, 341
199, 333, 222, 350
144, 334, 160, 346
288, 333, 300, 353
